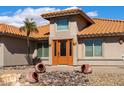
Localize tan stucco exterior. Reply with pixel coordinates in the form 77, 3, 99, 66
1, 35, 124, 66
0, 37, 4, 67
77, 37, 124, 65
42, 14, 124, 66
39, 14, 124, 66
47, 15, 89, 65
1, 36, 35, 66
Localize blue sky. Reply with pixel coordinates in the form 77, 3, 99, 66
0, 6, 124, 27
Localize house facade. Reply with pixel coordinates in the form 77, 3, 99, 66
0, 8, 124, 67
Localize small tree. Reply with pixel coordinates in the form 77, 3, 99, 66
20, 18, 38, 63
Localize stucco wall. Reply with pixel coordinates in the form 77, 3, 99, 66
50, 16, 77, 40
2, 36, 35, 66
0, 36, 4, 67
77, 37, 124, 65
49, 16, 78, 65
48, 15, 89, 65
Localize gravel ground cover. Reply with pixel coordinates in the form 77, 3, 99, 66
35, 71, 89, 86
0, 66, 124, 86
88, 72, 124, 86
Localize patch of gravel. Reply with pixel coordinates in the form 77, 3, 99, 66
18, 72, 124, 86
31, 71, 89, 86
87, 72, 124, 86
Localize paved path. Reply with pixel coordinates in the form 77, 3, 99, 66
1, 65, 124, 74
45, 65, 124, 74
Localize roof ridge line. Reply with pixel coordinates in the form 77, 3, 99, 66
42, 8, 81, 15
0, 23, 19, 29
93, 18, 124, 22
37, 24, 49, 28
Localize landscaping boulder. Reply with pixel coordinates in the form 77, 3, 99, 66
0, 73, 21, 85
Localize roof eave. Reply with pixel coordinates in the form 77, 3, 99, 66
78, 32, 124, 38
36, 37, 49, 41
41, 12, 80, 19
0, 32, 37, 40
41, 9, 94, 24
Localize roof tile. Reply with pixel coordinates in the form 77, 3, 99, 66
1, 17, 124, 39
42, 9, 81, 18
0, 23, 49, 39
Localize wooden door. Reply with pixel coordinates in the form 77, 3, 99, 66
52, 40, 58, 65
52, 39, 73, 65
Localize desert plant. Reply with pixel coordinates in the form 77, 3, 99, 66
20, 18, 38, 63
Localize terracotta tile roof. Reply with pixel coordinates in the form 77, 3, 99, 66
42, 8, 94, 24
42, 8, 81, 18
78, 18, 124, 37
31, 24, 49, 39
0, 23, 26, 37
1, 18, 124, 40
0, 23, 49, 39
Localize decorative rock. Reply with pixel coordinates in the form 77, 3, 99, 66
38, 71, 87, 86
0, 73, 21, 85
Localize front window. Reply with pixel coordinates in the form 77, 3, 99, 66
85, 39, 102, 57
57, 18, 68, 31
37, 42, 49, 57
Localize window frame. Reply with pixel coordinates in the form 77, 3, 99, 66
84, 39, 103, 58
37, 42, 49, 59
56, 18, 69, 32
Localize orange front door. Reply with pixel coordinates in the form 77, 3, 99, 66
52, 39, 73, 65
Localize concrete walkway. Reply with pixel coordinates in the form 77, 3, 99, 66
46, 65, 80, 72
1, 65, 124, 74
45, 65, 124, 74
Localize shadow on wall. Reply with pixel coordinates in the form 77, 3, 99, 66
25, 55, 34, 65
77, 36, 121, 44
3, 37, 35, 65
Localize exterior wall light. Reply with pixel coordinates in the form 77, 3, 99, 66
73, 39, 77, 45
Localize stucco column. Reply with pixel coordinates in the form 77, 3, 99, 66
49, 21, 55, 65
0, 43, 4, 67
78, 42, 82, 59
49, 37, 52, 65
69, 17, 78, 65
73, 38, 78, 65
